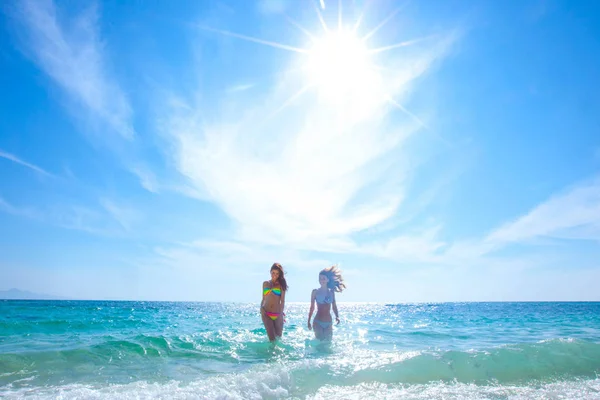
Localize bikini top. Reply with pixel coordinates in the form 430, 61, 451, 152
315, 289, 333, 304
263, 284, 282, 297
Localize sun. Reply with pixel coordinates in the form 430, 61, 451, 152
199, 1, 425, 122
304, 30, 382, 105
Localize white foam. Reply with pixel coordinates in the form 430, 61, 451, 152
2, 362, 599, 400
4, 378, 600, 400
0, 363, 295, 400
307, 379, 600, 400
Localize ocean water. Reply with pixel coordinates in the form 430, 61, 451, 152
1, 301, 600, 399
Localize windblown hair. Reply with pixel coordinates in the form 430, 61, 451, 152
319, 265, 346, 292
271, 263, 288, 292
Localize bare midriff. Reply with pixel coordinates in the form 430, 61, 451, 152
315, 303, 332, 322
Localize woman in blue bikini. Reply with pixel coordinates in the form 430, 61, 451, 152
307, 265, 346, 341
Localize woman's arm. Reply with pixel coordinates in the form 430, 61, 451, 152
332, 291, 340, 325
260, 281, 269, 312
307, 289, 316, 330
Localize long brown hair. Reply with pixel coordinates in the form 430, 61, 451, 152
320, 265, 346, 292
271, 263, 288, 292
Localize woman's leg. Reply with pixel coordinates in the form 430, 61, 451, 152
323, 324, 333, 342
312, 319, 326, 340
273, 314, 284, 338
261, 311, 276, 341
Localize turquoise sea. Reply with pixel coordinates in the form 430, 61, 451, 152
1, 301, 600, 399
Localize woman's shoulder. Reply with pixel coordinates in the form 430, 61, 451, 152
263, 280, 271, 287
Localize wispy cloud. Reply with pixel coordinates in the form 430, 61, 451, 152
0, 196, 39, 219
226, 83, 256, 93
0, 196, 137, 237
164, 18, 456, 251
344, 174, 600, 270
484, 176, 600, 245
361, 225, 447, 263
99, 198, 141, 232
16, 0, 134, 139
53, 204, 117, 235
130, 166, 160, 193
149, 238, 336, 291
0, 149, 54, 177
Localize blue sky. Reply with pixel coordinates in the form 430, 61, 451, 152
1, 0, 599, 302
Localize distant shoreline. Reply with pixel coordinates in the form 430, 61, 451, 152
0, 288, 69, 301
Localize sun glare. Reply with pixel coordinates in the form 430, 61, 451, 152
305, 30, 382, 105
200, 0, 425, 121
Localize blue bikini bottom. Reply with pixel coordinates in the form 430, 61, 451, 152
313, 319, 332, 329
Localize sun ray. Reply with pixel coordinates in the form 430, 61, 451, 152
361, 2, 408, 42
386, 96, 428, 129
386, 97, 452, 147
285, 15, 317, 42
197, 25, 308, 54
352, 0, 374, 33
264, 84, 313, 122
368, 36, 432, 55
314, 0, 329, 33
368, 62, 393, 73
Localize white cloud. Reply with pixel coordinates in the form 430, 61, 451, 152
485, 176, 600, 245
164, 22, 455, 252
0, 149, 54, 177
0, 196, 136, 237
16, 0, 134, 139
99, 198, 141, 232
257, 0, 288, 15
0, 196, 39, 219
226, 83, 256, 93
359, 175, 600, 266
361, 225, 447, 263
154, 239, 335, 273
130, 166, 160, 193
53, 204, 115, 235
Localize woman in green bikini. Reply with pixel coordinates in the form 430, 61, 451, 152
307, 265, 346, 341
261, 263, 288, 342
